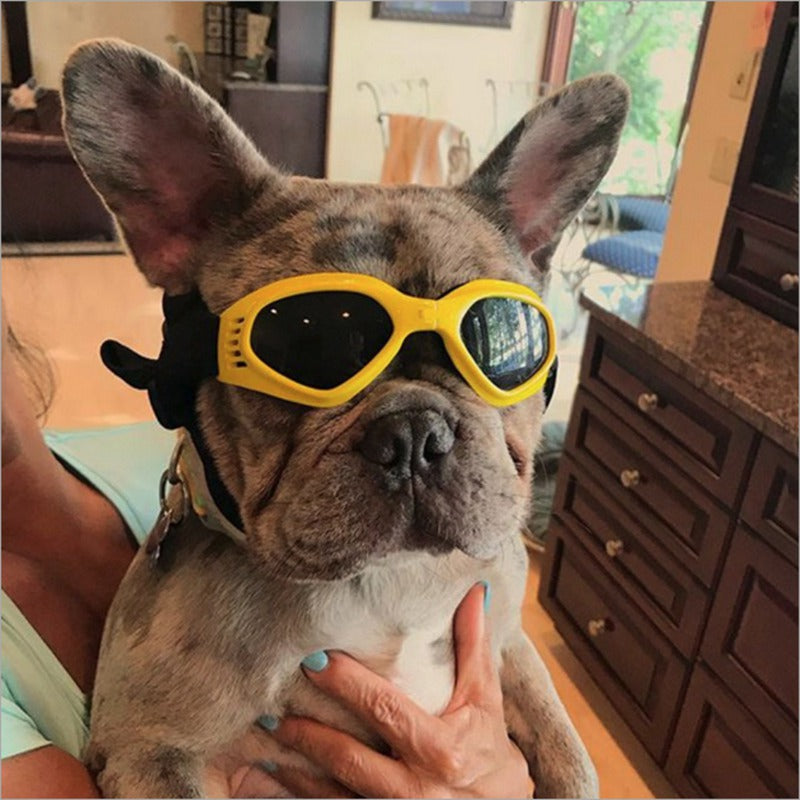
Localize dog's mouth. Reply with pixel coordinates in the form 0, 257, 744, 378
252, 461, 520, 581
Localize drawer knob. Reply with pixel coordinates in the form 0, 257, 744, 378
637, 392, 659, 413
605, 538, 625, 558
779, 273, 798, 292
619, 468, 641, 488
587, 618, 610, 637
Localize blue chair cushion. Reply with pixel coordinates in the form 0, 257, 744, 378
582, 230, 663, 278
614, 195, 670, 233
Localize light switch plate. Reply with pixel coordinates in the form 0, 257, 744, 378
710, 137, 740, 184
730, 50, 760, 99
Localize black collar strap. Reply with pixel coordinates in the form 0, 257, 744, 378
100, 291, 244, 532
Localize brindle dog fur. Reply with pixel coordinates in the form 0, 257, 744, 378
61, 40, 628, 798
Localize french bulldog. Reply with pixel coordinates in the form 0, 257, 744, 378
61, 39, 628, 798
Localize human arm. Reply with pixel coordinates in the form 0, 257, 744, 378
2, 746, 101, 799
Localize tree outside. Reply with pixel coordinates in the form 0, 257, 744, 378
568, 0, 706, 196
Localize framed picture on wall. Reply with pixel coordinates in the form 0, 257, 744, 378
372, 2, 514, 28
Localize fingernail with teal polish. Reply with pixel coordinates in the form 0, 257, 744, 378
302, 650, 329, 672
259, 760, 278, 774
258, 714, 280, 731
480, 580, 491, 611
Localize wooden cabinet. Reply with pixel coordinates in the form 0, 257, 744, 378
665, 666, 798, 798
713, 2, 798, 328
539, 315, 798, 796
199, 3, 331, 178
225, 83, 328, 178
579, 323, 756, 504
554, 457, 711, 657
541, 523, 690, 763
741, 437, 799, 564
701, 524, 798, 756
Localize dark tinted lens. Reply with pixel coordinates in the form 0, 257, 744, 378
460, 297, 549, 390
251, 291, 393, 390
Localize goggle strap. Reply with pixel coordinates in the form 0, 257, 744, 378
543, 356, 558, 411
101, 290, 243, 531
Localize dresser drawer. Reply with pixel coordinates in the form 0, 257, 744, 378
566, 388, 733, 585
580, 320, 757, 506
666, 665, 797, 798
554, 456, 710, 657
538, 523, 689, 763
741, 437, 798, 564
712, 207, 798, 329
701, 524, 798, 755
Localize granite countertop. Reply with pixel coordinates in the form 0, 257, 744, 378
580, 281, 798, 454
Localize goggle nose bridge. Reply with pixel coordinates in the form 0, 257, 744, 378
408, 298, 438, 331
396, 297, 440, 337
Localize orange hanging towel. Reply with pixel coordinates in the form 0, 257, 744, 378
380, 114, 469, 187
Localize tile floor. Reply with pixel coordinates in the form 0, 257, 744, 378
3, 249, 672, 797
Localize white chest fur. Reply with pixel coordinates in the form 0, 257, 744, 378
300, 549, 507, 717
352, 617, 456, 716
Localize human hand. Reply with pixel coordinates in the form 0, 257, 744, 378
265, 582, 534, 798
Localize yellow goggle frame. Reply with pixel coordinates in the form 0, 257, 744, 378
217, 272, 556, 408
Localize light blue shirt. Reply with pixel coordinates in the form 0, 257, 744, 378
1, 422, 175, 760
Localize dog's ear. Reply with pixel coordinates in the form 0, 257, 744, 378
61, 39, 279, 294
460, 74, 629, 271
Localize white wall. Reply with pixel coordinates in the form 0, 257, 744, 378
326, 1, 550, 183
25, 2, 206, 88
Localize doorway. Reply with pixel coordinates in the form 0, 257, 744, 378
543, 0, 709, 198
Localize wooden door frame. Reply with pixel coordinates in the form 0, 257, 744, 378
2, 1, 32, 86
539, 1, 577, 96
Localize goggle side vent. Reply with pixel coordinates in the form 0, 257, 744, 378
223, 317, 248, 369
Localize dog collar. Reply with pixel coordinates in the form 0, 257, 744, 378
175, 430, 247, 544
145, 429, 246, 563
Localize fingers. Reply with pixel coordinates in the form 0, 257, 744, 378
298, 650, 449, 764
231, 764, 290, 799
273, 716, 417, 797
261, 763, 356, 799
449, 582, 501, 710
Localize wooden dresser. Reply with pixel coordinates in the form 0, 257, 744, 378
539, 282, 798, 797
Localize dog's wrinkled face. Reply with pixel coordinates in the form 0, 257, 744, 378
62, 40, 628, 580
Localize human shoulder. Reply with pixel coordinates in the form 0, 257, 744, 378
44, 422, 176, 544
2, 744, 100, 798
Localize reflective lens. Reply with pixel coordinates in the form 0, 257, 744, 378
460, 297, 549, 390
250, 291, 393, 389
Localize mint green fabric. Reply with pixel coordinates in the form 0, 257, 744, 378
1, 422, 175, 760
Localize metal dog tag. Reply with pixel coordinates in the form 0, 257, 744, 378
145, 508, 173, 566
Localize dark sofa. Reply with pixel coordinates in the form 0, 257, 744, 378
2, 88, 116, 243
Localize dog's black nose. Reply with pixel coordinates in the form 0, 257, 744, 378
358, 409, 455, 482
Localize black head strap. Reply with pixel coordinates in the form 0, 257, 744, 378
100, 291, 244, 531
543, 356, 558, 411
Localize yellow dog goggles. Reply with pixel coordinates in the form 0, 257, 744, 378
217, 272, 556, 408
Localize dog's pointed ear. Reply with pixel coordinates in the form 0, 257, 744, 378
459, 74, 629, 272
61, 39, 280, 294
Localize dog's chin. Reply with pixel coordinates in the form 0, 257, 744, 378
245, 509, 511, 583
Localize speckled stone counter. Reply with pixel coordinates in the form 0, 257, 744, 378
580, 281, 798, 454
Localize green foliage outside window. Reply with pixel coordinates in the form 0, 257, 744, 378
568, 0, 706, 196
